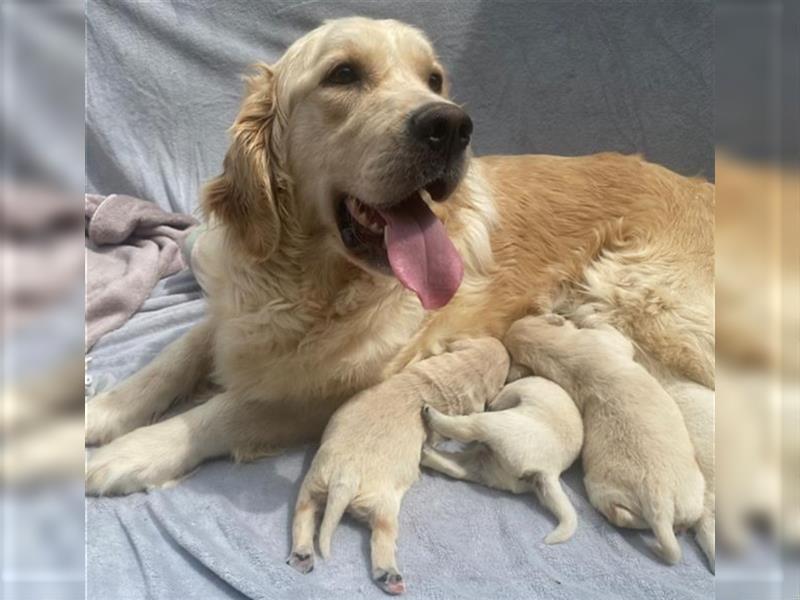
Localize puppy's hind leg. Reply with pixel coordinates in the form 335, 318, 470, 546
288, 484, 318, 574
369, 496, 405, 595
422, 405, 485, 443
318, 479, 357, 559
420, 444, 488, 483
487, 385, 523, 412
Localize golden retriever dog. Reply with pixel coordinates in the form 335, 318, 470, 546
288, 338, 508, 594
85, 17, 714, 501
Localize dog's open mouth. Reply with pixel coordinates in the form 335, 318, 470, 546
335, 182, 464, 310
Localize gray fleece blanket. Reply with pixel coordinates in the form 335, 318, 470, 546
86, 1, 714, 598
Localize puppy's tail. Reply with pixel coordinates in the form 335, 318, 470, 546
527, 471, 578, 544
644, 500, 682, 565
318, 479, 357, 559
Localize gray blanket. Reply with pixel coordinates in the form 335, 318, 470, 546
86, 1, 714, 598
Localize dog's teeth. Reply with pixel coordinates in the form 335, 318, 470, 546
344, 196, 385, 233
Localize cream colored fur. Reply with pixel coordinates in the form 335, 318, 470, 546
504, 315, 705, 565
287, 338, 508, 594
85, 13, 714, 535
421, 376, 583, 544
661, 379, 715, 570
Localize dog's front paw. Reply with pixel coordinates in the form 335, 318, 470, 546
374, 568, 406, 595
85, 426, 189, 496
287, 551, 315, 574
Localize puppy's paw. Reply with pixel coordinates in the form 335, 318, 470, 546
374, 568, 406, 595
286, 551, 315, 574
421, 404, 445, 427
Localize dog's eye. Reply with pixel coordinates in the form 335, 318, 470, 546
428, 72, 443, 93
324, 63, 360, 86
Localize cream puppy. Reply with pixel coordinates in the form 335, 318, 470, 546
288, 337, 509, 595
504, 315, 704, 564
420, 376, 583, 543
662, 379, 715, 570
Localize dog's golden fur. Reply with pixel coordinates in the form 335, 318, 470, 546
85, 17, 713, 496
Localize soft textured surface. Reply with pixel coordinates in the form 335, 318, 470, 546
85, 193, 197, 349
86, 1, 714, 598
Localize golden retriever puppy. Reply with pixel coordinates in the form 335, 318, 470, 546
662, 379, 715, 570
504, 315, 704, 564
420, 376, 583, 544
288, 338, 509, 594
85, 17, 713, 500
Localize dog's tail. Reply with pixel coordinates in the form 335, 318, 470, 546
318, 478, 358, 559
643, 499, 682, 565
527, 471, 578, 544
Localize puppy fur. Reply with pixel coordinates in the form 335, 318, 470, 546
661, 379, 715, 571
504, 315, 704, 564
421, 376, 583, 544
288, 338, 509, 594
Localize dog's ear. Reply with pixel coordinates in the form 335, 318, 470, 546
202, 63, 284, 259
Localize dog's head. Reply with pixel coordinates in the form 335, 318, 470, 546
203, 17, 472, 309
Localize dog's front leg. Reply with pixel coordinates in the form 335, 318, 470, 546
86, 390, 241, 495
85, 392, 332, 496
85, 319, 214, 445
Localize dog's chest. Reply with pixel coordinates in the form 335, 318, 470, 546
213, 280, 425, 402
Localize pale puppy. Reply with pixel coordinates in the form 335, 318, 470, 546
504, 315, 704, 564
661, 379, 715, 570
421, 375, 583, 543
288, 337, 509, 595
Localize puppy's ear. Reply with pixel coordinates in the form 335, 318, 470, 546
203, 63, 284, 259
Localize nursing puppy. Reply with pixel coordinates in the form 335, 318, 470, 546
421, 376, 583, 543
504, 315, 704, 564
662, 379, 715, 570
288, 337, 509, 595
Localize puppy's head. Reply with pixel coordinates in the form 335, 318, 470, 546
204, 17, 472, 309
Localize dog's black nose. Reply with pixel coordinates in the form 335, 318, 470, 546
409, 102, 473, 159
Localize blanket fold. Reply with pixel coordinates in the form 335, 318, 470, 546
85, 193, 198, 350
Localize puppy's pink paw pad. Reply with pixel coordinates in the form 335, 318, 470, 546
375, 570, 406, 595
286, 551, 314, 574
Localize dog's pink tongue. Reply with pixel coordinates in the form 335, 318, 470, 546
379, 195, 464, 310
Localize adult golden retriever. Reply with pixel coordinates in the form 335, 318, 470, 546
85, 17, 713, 495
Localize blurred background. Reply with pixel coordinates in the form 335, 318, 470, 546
1, 0, 797, 598
715, 1, 799, 599
1, 1, 85, 599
